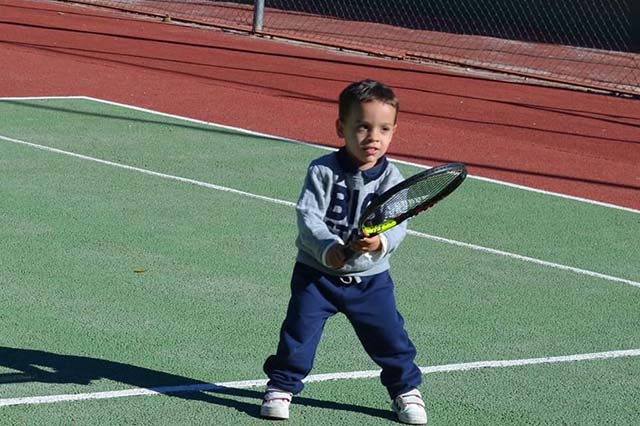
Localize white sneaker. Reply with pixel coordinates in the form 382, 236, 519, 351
260, 387, 292, 419
392, 388, 427, 425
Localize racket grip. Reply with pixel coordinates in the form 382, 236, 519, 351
341, 230, 359, 262
342, 245, 356, 262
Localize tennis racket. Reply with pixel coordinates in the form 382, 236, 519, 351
344, 162, 467, 257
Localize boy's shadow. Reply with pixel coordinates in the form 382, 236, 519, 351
0, 346, 394, 421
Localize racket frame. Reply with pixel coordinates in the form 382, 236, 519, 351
359, 162, 467, 237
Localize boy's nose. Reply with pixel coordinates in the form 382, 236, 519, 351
368, 129, 381, 140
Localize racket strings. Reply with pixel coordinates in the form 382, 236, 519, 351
365, 171, 461, 224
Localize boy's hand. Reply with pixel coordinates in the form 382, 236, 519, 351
350, 235, 382, 253
326, 236, 383, 269
326, 244, 347, 269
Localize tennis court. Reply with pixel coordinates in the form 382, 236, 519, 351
1, 97, 638, 425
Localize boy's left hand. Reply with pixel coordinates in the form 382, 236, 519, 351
349, 235, 382, 253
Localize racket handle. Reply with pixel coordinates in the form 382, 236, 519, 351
341, 230, 359, 262
342, 245, 356, 262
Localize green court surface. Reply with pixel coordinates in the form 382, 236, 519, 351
0, 97, 638, 425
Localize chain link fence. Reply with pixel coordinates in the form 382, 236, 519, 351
56, 0, 640, 96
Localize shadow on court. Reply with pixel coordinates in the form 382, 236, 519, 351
0, 346, 394, 421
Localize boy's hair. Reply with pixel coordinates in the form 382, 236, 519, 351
338, 79, 399, 122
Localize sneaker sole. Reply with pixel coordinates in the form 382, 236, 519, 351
260, 405, 289, 420
398, 412, 427, 425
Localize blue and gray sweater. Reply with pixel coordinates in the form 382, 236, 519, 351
295, 147, 407, 277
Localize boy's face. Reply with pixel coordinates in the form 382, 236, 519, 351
336, 100, 397, 170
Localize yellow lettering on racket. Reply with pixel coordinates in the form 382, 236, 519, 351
362, 220, 397, 236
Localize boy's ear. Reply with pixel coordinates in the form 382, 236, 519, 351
335, 118, 344, 138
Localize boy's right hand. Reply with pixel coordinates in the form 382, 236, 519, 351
326, 244, 347, 269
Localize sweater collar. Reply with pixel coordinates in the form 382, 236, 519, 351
336, 147, 388, 179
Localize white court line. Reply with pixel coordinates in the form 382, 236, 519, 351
0, 134, 294, 208
406, 230, 640, 288
2, 95, 637, 214
1, 348, 639, 407
1, 133, 639, 289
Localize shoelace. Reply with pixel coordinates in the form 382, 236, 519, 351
395, 391, 425, 409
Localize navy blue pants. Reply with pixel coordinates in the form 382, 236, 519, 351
263, 262, 422, 398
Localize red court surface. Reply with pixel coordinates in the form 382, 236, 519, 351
1, 0, 639, 210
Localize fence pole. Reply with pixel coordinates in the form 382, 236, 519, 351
632, 1, 640, 52
253, 0, 264, 32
